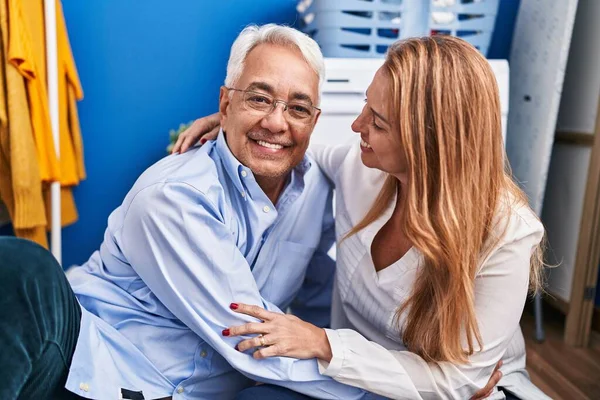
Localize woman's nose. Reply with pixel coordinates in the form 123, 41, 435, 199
351, 106, 368, 134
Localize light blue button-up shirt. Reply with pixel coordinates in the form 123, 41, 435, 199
64, 132, 365, 399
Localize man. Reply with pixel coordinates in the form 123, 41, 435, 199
0, 24, 366, 400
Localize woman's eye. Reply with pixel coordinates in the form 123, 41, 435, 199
371, 117, 383, 131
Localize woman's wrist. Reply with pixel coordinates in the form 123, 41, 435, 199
315, 328, 333, 362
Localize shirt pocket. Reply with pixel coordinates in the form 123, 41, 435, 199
266, 240, 316, 308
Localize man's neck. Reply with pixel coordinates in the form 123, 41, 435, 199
255, 174, 290, 205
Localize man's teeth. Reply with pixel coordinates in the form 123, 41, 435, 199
257, 140, 284, 150
360, 139, 372, 149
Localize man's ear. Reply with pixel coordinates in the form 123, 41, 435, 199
219, 86, 231, 128
313, 110, 321, 129
306, 110, 321, 141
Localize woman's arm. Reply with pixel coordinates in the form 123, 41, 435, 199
307, 142, 353, 183
226, 210, 542, 399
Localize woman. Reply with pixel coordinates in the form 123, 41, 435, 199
173, 36, 548, 400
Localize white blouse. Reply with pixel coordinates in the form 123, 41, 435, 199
309, 141, 550, 400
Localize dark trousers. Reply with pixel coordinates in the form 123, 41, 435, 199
0, 237, 82, 400
499, 387, 522, 400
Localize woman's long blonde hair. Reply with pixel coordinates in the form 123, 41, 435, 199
346, 36, 544, 364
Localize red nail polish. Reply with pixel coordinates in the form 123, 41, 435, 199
200, 138, 207, 144
222, 329, 230, 336
230, 303, 239, 310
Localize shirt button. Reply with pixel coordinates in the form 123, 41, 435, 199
241, 191, 246, 198
200, 350, 207, 358
177, 386, 184, 394
79, 383, 89, 392
241, 170, 247, 177
262, 206, 270, 213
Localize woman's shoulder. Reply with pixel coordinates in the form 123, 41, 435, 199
471, 193, 545, 280
496, 192, 544, 244
478, 192, 544, 275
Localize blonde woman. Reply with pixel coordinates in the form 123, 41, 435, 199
173, 36, 548, 400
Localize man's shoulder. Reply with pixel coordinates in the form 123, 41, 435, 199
125, 147, 226, 209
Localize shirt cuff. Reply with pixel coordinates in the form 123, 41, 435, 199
317, 329, 345, 377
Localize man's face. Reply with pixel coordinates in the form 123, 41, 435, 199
219, 44, 320, 180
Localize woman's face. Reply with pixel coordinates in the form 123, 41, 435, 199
351, 68, 408, 177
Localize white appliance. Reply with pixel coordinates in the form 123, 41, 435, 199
312, 58, 510, 145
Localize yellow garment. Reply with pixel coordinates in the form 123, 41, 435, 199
11, 0, 85, 187
7, 0, 60, 183
0, 0, 48, 247
0, 0, 85, 246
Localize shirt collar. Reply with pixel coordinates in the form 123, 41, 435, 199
214, 129, 313, 202
214, 129, 248, 196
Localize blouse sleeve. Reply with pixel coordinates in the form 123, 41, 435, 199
307, 142, 353, 184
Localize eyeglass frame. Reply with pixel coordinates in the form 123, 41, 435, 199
224, 87, 321, 124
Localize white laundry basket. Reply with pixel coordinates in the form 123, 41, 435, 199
298, 0, 500, 58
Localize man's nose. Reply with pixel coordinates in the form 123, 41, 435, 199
261, 103, 289, 133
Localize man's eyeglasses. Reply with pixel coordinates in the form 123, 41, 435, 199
225, 87, 320, 126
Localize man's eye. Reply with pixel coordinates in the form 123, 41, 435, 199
248, 95, 271, 104
290, 104, 311, 115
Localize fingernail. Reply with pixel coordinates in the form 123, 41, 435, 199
235, 344, 240, 351
230, 303, 239, 310
222, 329, 230, 336
200, 138, 207, 144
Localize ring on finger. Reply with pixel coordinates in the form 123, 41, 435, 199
258, 334, 267, 347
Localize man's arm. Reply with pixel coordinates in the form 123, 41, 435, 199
289, 188, 336, 328
120, 182, 365, 399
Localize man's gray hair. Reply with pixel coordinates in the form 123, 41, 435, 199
224, 24, 325, 104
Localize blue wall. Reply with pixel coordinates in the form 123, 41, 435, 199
1, 1, 522, 267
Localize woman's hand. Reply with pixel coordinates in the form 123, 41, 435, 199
470, 360, 503, 400
171, 112, 221, 154
223, 303, 333, 361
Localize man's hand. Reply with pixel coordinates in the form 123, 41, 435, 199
470, 360, 503, 400
171, 112, 221, 154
